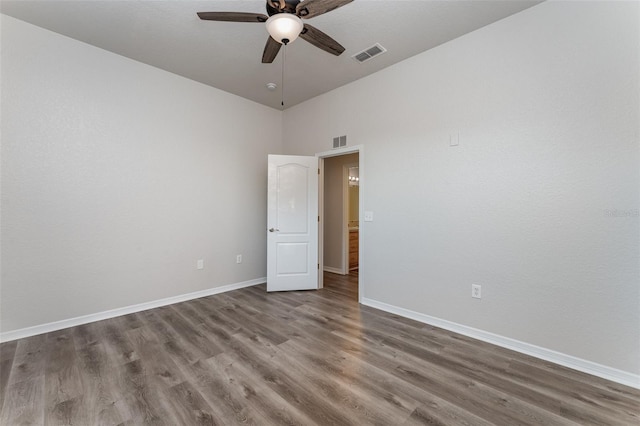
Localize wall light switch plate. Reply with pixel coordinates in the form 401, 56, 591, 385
197, 259, 204, 270
364, 211, 374, 222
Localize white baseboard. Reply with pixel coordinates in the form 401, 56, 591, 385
361, 297, 640, 390
0, 278, 265, 343
323, 266, 345, 275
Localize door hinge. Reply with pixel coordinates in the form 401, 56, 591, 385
318, 263, 320, 270
318, 168, 320, 175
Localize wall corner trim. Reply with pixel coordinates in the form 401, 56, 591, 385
361, 297, 640, 390
0, 278, 266, 343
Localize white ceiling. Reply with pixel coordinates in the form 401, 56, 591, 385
1, 0, 542, 110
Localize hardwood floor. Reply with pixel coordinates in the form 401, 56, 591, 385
1, 271, 638, 425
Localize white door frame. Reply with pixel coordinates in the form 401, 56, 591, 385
316, 145, 364, 303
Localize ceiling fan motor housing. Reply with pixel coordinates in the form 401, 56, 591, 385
266, 0, 301, 16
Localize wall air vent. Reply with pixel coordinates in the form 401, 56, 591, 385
352, 43, 387, 63
332, 135, 347, 149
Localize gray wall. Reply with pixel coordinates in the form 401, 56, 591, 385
283, 2, 640, 375
1, 16, 282, 332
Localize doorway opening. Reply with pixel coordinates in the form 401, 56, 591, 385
317, 146, 362, 302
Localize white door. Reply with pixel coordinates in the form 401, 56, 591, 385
267, 155, 318, 292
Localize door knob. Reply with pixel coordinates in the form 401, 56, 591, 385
269, 228, 279, 232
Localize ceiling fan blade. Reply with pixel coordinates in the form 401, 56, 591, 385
262, 36, 282, 63
197, 12, 268, 23
300, 24, 345, 56
296, 0, 353, 19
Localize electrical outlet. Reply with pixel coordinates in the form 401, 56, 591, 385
236, 254, 242, 264
197, 259, 204, 270
472, 284, 481, 299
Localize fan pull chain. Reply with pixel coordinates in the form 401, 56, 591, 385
281, 43, 286, 108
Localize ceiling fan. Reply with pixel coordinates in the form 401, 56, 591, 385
197, 0, 353, 63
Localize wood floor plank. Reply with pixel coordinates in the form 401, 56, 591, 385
0, 340, 18, 411
274, 337, 417, 424
139, 309, 209, 365
0, 375, 45, 425
6, 333, 49, 386
44, 331, 86, 425
181, 358, 266, 425
125, 327, 186, 390
74, 340, 126, 425
71, 322, 100, 349
283, 315, 513, 426
163, 381, 220, 426
101, 319, 138, 366
206, 327, 358, 425
0, 341, 18, 363
0, 271, 638, 425
154, 306, 220, 360
331, 321, 583, 425
117, 358, 180, 425
166, 304, 225, 358
403, 402, 495, 426
222, 350, 357, 425
215, 302, 291, 346
204, 352, 318, 425
354, 322, 573, 424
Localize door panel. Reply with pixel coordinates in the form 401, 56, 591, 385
276, 243, 308, 275
267, 155, 318, 292
277, 164, 309, 234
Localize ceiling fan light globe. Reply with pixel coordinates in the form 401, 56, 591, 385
266, 14, 303, 45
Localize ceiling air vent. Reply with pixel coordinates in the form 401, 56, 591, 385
352, 43, 387, 63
